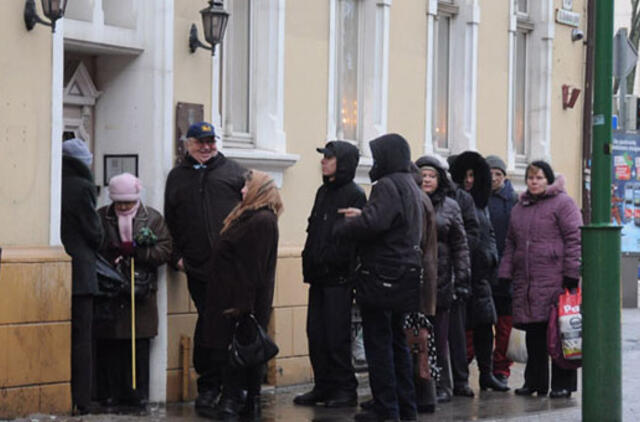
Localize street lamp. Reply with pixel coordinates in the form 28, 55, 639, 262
24, 0, 69, 33
189, 0, 230, 56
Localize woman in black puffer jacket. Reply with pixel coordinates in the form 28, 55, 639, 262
415, 155, 471, 403
449, 151, 508, 392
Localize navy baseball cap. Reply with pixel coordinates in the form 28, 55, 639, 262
186, 121, 219, 140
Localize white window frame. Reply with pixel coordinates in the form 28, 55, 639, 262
328, 0, 392, 184
431, 5, 455, 155
425, 0, 480, 156
506, 0, 554, 173
211, 0, 299, 187
221, 0, 255, 149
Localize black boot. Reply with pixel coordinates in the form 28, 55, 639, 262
325, 390, 357, 408
549, 389, 571, 399
293, 389, 327, 406
515, 385, 547, 396
479, 373, 510, 392
215, 396, 243, 421
242, 395, 261, 419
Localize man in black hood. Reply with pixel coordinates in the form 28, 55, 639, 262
294, 141, 366, 408
336, 133, 423, 422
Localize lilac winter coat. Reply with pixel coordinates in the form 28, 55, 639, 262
498, 175, 582, 326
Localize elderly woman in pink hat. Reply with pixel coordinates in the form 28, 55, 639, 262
95, 173, 172, 412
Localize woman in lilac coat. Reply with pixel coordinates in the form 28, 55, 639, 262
498, 161, 582, 399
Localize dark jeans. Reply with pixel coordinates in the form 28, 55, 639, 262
448, 300, 470, 389
522, 322, 578, 392
361, 305, 416, 420
96, 338, 150, 404
187, 276, 222, 395
72, 295, 94, 408
434, 308, 452, 395
307, 284, 358, 395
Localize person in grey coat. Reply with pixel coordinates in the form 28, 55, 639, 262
60, 138, 103, 414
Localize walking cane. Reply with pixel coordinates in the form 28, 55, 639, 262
131, 257, 137, 390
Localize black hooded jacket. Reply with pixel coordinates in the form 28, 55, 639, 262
449, 151, 498, 326
302, 141, 367, 285
336, 134, 424, 269
416, 156, 471, 310
164, 152, 246, 281
61, 155, 104, 295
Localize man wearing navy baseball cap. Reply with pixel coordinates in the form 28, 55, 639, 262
164, 121, 245, 415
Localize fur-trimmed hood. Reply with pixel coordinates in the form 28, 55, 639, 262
449, 151, 491, 209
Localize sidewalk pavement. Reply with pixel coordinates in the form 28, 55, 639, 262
11, 309, 640, 422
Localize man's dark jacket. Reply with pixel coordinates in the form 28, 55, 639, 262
336, 134, 424, 271
302, 141, 366, 285
488, 178, 518, 297
164, 153, 245, 280
61, 155, 103, 295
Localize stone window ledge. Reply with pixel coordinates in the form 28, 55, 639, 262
223, 149, 300, 188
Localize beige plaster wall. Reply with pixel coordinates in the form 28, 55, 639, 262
279, 0, 331, 248
388, 0, 428, 157
0, 1, 53, 246
550, 0, 587, 201
173, 0, 213, 122
476, 0, 511, 159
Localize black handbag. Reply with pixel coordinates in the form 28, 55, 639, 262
355, 262, 422, 313
95, 253, 127, 297
228, 314, 279, 369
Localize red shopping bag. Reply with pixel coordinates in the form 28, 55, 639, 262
557, 288, 582, 360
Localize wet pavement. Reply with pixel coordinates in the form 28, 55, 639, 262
12, 309, 640, 422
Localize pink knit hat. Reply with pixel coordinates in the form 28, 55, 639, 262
108, 173, 142, 202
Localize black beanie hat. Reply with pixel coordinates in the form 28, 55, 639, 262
526, 160, 555, 185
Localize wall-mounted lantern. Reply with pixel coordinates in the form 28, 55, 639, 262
189, 0, 230, 56
24, 0, 69, 33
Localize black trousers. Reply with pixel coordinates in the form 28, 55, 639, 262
471, 323, 495, 375
96, 338, 150, 403
448, 300, 470, 389
72, 295, 94, 408
361, 306, 416, 420
434, 308, 452, 395
187, 276, 222, 394
307, 284, 358, 394
522, 322, 578, 392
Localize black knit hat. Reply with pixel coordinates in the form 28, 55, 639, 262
526, 160, 555, 184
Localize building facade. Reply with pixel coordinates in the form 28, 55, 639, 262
0, 0, 587, 417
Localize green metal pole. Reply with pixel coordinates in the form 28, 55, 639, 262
582, 0, 622, 420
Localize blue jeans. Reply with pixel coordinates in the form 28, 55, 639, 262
361, 305, 417, 419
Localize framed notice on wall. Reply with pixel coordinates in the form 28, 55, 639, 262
175, 102, 204, 166
104, 154, 139, 186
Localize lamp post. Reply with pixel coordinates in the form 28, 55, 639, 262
189, 0, 230, 56
24, 0, 69, 33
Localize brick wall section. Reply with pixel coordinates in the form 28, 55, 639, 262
165, 246, 311, 402
0, 246, 72, 419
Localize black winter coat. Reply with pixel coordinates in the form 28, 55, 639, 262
164, 153, 245, 281
302, 141, 366, 285
450, 152, 498, 326
416, 155, 471, 311
95, 204, 172, 339
336, 135, 424, 271
61, 156, 103, 296
202, 208, 279, 350
488, 179, 518, 297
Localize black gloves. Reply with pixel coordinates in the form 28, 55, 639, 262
454, 285, 471, 303
562, 277, 579, 290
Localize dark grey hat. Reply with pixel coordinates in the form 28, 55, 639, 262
486, 155, 507, 175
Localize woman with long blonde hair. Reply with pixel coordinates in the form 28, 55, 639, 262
201, 170, 282, 419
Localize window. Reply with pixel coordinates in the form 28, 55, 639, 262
513, 30, 527, 158
222, 0, 253, 148
328, 0, 391, 166
432, 13, 451, 151
507, 0, 553, 169
336, 0, 361, 142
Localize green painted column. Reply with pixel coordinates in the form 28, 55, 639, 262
582, 0, 622, 420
